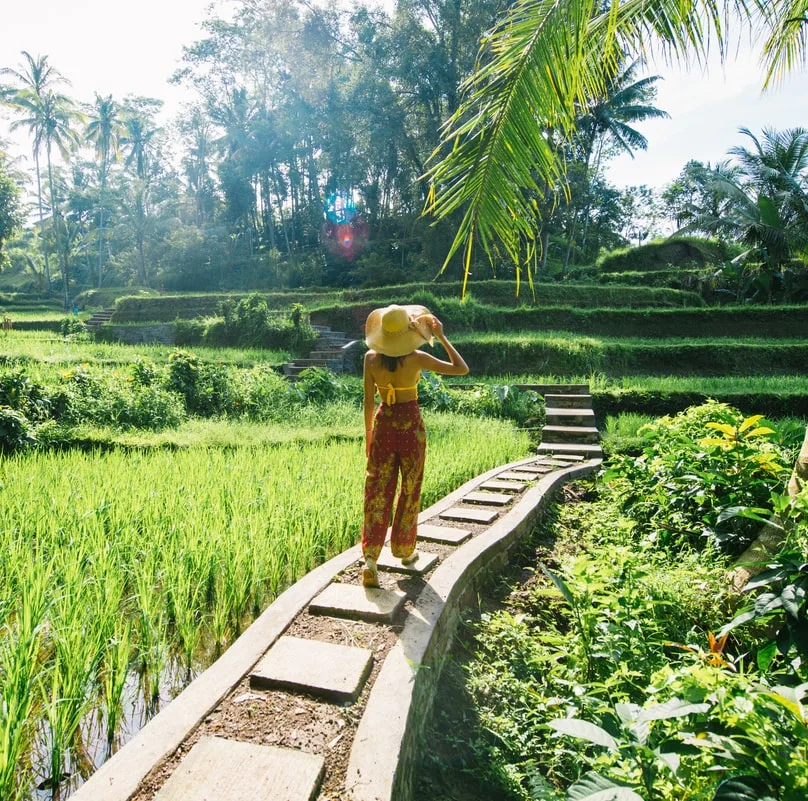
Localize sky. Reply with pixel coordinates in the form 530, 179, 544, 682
1, 0, 806, 193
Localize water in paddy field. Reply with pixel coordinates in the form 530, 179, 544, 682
30, 656, 202, 801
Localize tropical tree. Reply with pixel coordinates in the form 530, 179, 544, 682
0, 157, 23, 270
569, 59, 668, 262
424, 0, 808, 291
0, 51, 68, 293
85, 93, 123, 287
683, 128, 808, 301
120, 97, 162, 286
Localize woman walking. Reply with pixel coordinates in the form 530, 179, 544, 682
361, 304, 468, 587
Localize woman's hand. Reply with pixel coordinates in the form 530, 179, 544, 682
430, 315, 444, 338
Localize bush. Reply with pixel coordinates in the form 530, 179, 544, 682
173, 318, 206, 346
59, 316, 87, 337
604, 401, 789, 553
232, 366, 294, 421
596, 236, 733, 273
166, 349, 234, 417
0, 368, 51, 421
0, 406, 36, 452
112, 385, 187, 430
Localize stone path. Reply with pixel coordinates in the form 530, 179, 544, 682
536, 384, 604, 459
120, 409, 601, 801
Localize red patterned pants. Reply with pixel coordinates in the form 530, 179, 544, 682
362, 401, 427, 561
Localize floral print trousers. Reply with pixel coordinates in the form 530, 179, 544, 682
362, 401, 427, 561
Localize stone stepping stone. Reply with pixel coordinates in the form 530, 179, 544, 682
535, 458, 575, 467
510, 465, 552, 475
377, 547, 439, 574
251, 636, 373, 702
480, 479, 526, 492
309, 583, 406, 623
463, 491, 511, 506
417, 524, 472, 545
497, 468, 552, 481
543, 454, 585, 462
154, 736, 324, 801
537, 442, 603, 458
439, 506, 499, 524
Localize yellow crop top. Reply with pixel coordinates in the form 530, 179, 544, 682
376, 382, 419, 405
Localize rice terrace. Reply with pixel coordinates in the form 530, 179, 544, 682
1, 0, 808, 799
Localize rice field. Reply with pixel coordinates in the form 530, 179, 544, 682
0, 330, 292, 370
0, 412, 530, 800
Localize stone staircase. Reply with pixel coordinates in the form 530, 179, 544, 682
528, 383, 604, 460
84, 308, 115, 331
282, 325, 359, 379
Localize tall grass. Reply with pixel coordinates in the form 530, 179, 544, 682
0, 412, 529, 798
0, 331, 291, 370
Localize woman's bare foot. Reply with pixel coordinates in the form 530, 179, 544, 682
401, 551, 419, 566
362, 557, 380, 588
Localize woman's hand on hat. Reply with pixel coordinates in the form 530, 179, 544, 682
430, 316, 444, 338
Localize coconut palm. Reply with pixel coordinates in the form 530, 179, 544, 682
86, 94, 123, 288
121, 100, 161, 286
566, 58, 669, 266
6, 85, 81, 306
0, 52, 68, 294
424, 0, 808, 290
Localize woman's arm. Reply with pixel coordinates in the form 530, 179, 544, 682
363, 351, 376, 456
416, 317, 469, 376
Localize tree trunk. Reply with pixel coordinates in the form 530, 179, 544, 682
34, 151, 52, 294
97, 155, 108, 289
46, 144, 69, 309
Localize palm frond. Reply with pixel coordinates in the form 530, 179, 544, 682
425, 0, 757, 289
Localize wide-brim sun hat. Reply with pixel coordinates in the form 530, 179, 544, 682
365, 304, 434, 357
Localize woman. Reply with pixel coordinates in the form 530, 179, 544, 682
361, 304, 468, 588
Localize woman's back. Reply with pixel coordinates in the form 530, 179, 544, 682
366, 351, 422, 404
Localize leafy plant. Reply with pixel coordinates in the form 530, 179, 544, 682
0, 406, 36, 452
604, 402, 789, 553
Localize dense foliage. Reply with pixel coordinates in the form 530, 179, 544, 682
421, 403, 808, 801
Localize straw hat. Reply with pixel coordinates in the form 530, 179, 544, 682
365, 304, 434, 357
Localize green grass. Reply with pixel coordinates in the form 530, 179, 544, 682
0, 410, 530, 798
0, 330, 292, 369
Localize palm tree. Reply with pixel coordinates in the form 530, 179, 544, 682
120, 99, 161, 286
86, 94, 123, 288
0, 52, 68, 294
571, 60, 668, 261
424, 0, 808, 291
40, 90, 82, 307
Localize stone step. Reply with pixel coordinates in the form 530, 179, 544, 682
309, 350, 346, 359
250, 636, 373, 702
544, 393, 593, 408
498, 470, 540, 481
153, 736, 325, 801
377, 546, 439, 574
505, 465, 552, 476
416, 523, 472, 545
537, 442, 604, 458
309, 584, 407, 623
480, 479, 527, 492
290, 358, 330, 367
516, 383, 590, 395
463, 491, 511, 506
439, 506, 499, 525
542, 425, 600, 444
545, 408, 595, 426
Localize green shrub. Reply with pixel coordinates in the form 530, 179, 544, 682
604, 401, 789, 553
112, 385, 187, 430
0, 405, 36, 452
59, 316, 87, 337
173, 318, 206, 346
596, 236, 732, 273
233, 366, 294, 421
0, 368, 51, 421
166, 349, 234, 417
